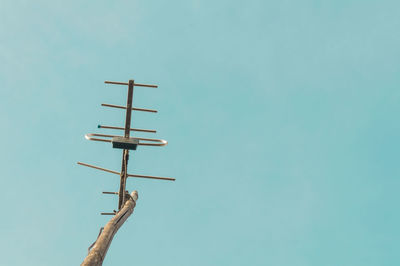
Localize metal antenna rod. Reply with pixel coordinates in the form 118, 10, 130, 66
118, 79, 134, 209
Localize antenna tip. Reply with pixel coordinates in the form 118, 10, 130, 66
98, 124, 101, 128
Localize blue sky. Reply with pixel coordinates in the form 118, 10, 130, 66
1, 0, 400, 265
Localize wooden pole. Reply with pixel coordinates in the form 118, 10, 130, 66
81, 191, 139, 266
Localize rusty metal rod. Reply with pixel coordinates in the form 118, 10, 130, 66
104, 81, 128, 85
77, 162, 120, 175
98, 125, 156, 133
134, 83, 158, 88
132, 106, 158, 113
118, 80, 134, 210
101, 103, 158, 113
101, 103, 125, 109
78, 162, 175, 183
128, 173, 175, 181
104, 81, 158, 88
77, 162, 175, 181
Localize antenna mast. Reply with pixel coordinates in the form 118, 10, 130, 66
79, 79, 174, 266
119, 79, 134, 209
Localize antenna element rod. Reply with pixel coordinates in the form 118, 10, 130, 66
104, 81, 158, 88
98, 125, 156, 133
101, 103, 157, 113
77, 162, 120, 175
128, 174, 175, 181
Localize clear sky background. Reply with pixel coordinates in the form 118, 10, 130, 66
1, 1, 399, 265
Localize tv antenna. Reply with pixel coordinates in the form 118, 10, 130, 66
79, 79, 174, 265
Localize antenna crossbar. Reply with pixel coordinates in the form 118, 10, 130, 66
98, 125, 156, 133
128, 174, 175, 181
77, 162, 120, 175
104, 80, 158, 88
101, 103, 157, 113
77, 162, 175, 181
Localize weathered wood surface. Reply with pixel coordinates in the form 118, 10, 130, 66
81, 191, 138, 266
